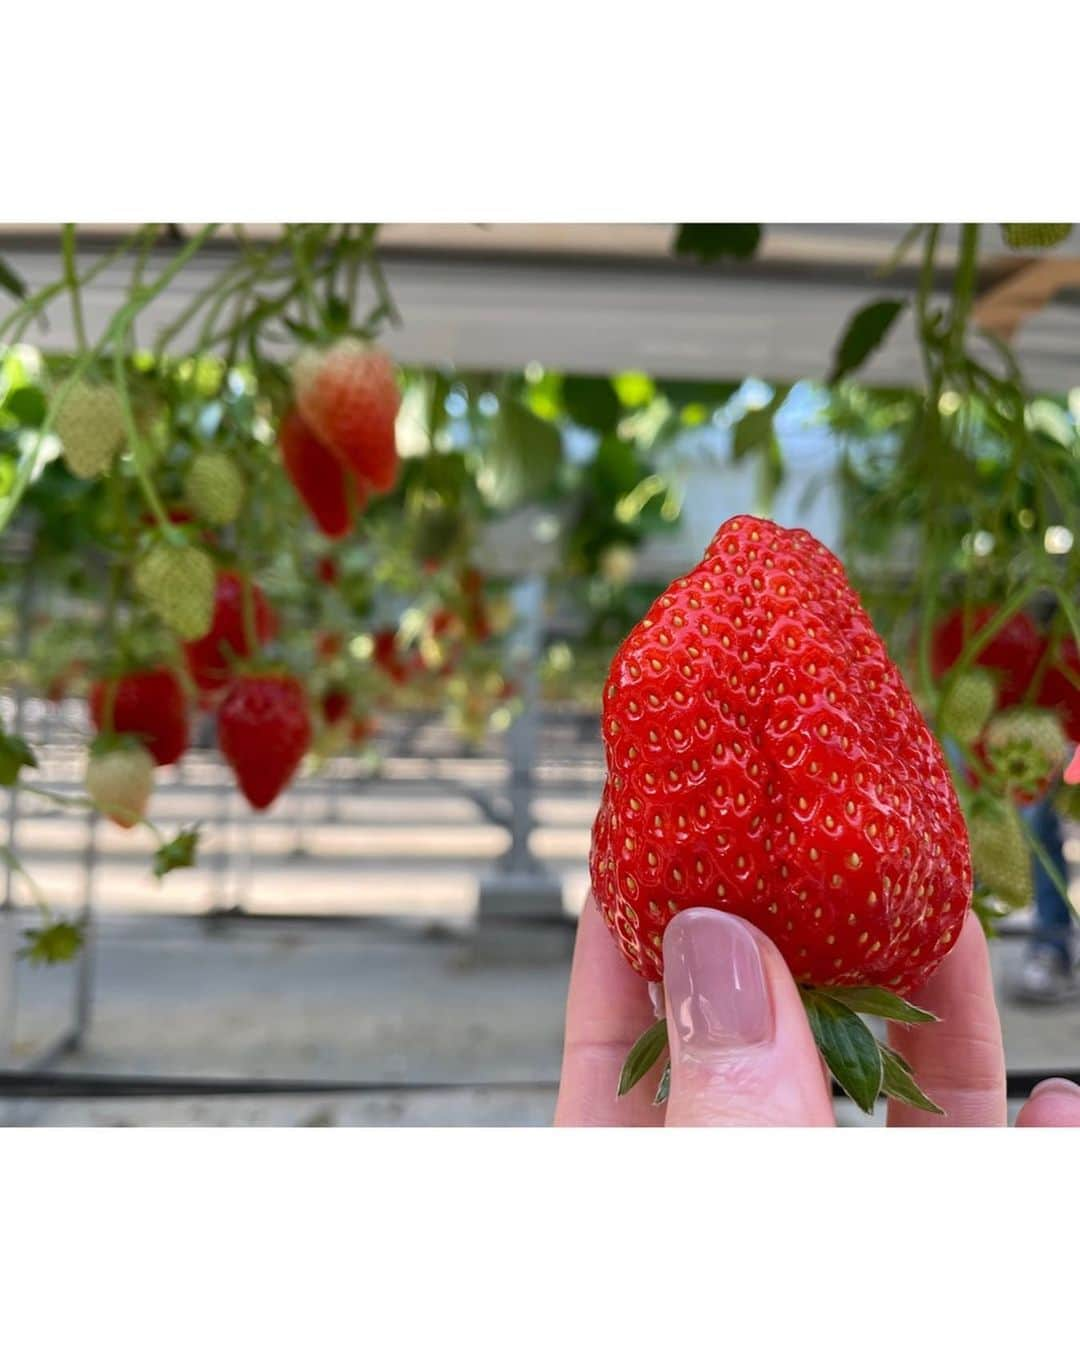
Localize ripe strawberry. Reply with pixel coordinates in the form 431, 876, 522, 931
932, 607, 1041, 708
1065, 745, 1080, 786
90, 667, 189, 767
591, 514, 971, 997
983, 707, 1068, 802
316, 556, 340, 586
86, 739, 154, 828
292, 339, 400, 493
53, 381, 126, 479
321, 686, 350, 724
1034, 635, 1080, 742
968, 798, 1032, 911
217, 674, 312, 810
349, 714, 374, 746
940, 668, 996, 746
183, 571, 277, 693
279, 407, 364, 538
1001, 223, 1072, 249
372, 629, 409, 685
184, 450, 246, 526
315, 631, 345, 662
134, 542, 216, 640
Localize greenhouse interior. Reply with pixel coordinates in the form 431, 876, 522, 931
1, 221, 1078, 1126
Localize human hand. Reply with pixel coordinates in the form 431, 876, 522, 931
555, 898, 1080, 1126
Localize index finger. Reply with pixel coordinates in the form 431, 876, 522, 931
887, 912, 1006, 1127
554, 896, 666, 1126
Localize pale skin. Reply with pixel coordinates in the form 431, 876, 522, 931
555, 899, 1080, 1127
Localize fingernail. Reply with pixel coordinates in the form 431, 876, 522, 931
1030, 1077, 1080, 1101
663, 909, 772, 1051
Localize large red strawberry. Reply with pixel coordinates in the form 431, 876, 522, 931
280, 407, 364, 539
217, 674, 312, 810
931, 607, 1041, 708
183, 571, 277, 694
89, 667, 189, 767
292, 339, 400, 493
1033, 635, 1080, 743
593, 515, 971, 1113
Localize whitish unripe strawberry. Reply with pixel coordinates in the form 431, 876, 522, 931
134, 542, 216, 640
85, 740, 154, 828
184, 450, 245, 526
984, 707, 1068, 799
53, 382, 127, 479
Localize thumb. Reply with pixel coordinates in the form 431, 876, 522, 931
662, 909, 835, 1126
1015, 1078, 1080, 1127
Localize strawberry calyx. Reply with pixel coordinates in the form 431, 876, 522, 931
618, 985, 943, 1115
89, 729, 145, 758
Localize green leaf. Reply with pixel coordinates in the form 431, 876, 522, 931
0, 256, 26, 300
153, 826, 200, 878
483, 398, 562, 512
562, 376, 621, 433
0, 732, 36, 787
879, 1043, 945, 1115
731, 389, 785, 462
20, 919, 84, 966
3, 385, 48, 428
617, 1018, 669, 1097
653, 1061, 671, 1106
828, 299, 906, 384
822, 986, 938, 1025
673, 224, 762, 263
802, 991, 883, 1114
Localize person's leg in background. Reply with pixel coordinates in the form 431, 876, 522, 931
1015, 790, 1078, 1003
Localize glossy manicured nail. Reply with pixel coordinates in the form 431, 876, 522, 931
663, 908, 772, 1051
1030, 1077, 1080, 1101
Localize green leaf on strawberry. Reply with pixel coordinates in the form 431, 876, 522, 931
821, 986, 938, 1024
879, 1044, 944, 1115
801, 991, 884, 1114
617, 1017, 669, 1097
20, 919, 84, 966
153, 826, 201, 878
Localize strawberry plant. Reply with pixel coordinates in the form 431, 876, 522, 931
0, 220, 1077, 1006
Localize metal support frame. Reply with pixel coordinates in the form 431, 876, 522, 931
1, 553, 95, 1070
478, 573, 564, 921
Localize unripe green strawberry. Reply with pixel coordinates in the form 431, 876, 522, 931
968, 799, 1032, 911
134, 542, 216, 640
984, 706, 1067, 799
1001, 223, 1073, 250
85, 739, 154, 828
940, 668, 996, 745
53, 381, 127, 479
184, 450, 245, 526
